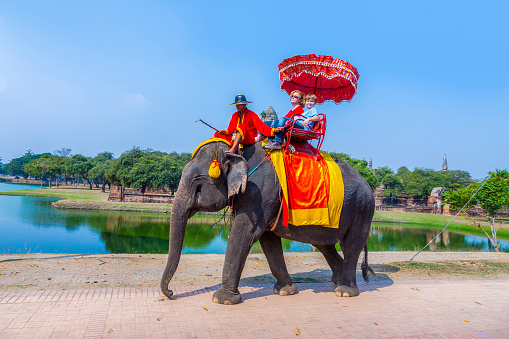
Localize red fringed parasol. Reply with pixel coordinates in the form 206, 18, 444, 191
278, 54, 359, 104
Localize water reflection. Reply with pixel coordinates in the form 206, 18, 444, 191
369, 223, 506, 252
1, 182, 508, 254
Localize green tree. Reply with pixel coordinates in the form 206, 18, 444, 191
88, 152, 115, 192
157, 153, 188, 194
106, 147, 148, 187
381, 173, 404, 204
4, 153, 48, 178
443, 169, 509, 251
105, 147, 190, 193
127, 155, 160, 193
403, 168, 472, 199
53, 148, 72, 157
94, 151, 114, 162
329, 152, 379, 190
23, 155, 57, 188
396, 166, 411, 183
67, 154, 94, 189
374, 166, 393, 182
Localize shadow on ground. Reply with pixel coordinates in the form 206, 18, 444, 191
169, 265, 398, 302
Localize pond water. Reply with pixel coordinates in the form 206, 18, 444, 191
0, 182, 507, 254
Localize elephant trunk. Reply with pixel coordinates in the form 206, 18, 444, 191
160, 189, 190, 298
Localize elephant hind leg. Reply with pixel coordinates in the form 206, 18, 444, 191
314, 244, 343, 285
334, 224, 370, 298
259, 231, 297, 296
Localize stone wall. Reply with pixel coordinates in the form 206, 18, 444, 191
374, 183, 433, 213
108, 185, 174, 204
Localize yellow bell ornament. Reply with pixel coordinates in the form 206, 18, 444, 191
208, 160, 221, 178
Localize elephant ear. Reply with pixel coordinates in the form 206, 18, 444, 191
225, 153, 248, 199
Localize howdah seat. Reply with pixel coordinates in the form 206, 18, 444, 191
284, 113, 326, 155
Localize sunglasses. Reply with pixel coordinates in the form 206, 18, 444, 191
291, 95, 301, 99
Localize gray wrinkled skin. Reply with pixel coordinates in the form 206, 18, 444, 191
161, 142, 374, 304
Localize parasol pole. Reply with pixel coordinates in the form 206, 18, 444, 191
196, 119, 219, 132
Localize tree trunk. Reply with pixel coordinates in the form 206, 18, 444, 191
489, 217, 500, 252
84, 177, 92, 190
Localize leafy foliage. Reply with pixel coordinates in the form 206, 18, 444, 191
22, 155, 58, 187
443, 169, 508, 251
4, 153, 49, 178
381, 173, 404, 203
329, 152, 379, 190
105, 147, 190, 192
403, 168, 471, 198
53, 148, 72, 157
444, 169, 509, 216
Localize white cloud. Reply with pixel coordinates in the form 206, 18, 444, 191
124, 93, 147, 107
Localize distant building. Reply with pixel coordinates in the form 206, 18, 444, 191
442, 154, 448, 171
261, 106, 278, 123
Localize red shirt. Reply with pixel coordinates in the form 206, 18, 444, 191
224, 109, 275, 145
285, 105, 305, 119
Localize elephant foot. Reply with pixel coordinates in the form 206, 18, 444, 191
335, 285, 359, 297
331, 273, 342, 286
273, 282, 297, 296
162, 288, 173, 298
212, 288, 242, 305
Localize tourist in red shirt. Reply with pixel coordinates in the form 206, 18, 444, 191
263, 90, 305, 150
217, 94, 284, 153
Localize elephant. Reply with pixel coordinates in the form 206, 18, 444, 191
161, 141, 375, 305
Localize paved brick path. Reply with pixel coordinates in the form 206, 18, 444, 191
1, 280, 508, 338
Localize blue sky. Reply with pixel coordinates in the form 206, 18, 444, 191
0, 0, 507, 179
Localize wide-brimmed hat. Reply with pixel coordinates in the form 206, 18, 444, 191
230, 94, 252, 105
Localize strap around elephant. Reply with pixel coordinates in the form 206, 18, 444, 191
191, 138, 233, 159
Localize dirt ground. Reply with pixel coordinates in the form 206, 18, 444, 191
1, 252, 509, 292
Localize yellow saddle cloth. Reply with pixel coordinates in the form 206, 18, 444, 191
269, 149, 344, 228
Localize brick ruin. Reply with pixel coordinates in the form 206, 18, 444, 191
373, 183, 435, 213
108, 185, 174, 204
373, 155, 451, 214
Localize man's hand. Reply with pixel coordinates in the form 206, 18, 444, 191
217, 129, 226, 135
274, 126, 285, 133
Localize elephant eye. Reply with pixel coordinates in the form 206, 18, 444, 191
195, 184, 202, 197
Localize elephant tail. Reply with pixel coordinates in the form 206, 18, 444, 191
361, 244, 375, 282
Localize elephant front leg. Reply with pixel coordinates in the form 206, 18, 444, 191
259, 232, 297, 296
212, 220, 263, 305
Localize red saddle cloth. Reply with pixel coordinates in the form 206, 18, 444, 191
268, 141, 344, 228
284, 143, 329, 210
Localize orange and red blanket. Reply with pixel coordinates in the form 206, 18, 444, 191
268, 145, 344, 228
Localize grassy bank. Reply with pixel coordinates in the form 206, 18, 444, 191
373, 211, 509, 238
0, 186, 225, 217
0, 186, 174, 213
1, 186, 507, 236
